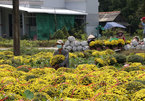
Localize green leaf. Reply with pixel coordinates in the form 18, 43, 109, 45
23, 90, 34, 99
134, 80, 145, 85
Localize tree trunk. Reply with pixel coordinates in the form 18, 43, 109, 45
13, 0, 20, 56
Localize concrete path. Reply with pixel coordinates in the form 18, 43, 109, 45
37, 47, 58, 50
0, 48, 11, 50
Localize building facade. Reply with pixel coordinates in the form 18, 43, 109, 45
0, 0, 99, 40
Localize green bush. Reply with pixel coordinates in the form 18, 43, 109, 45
124, 66, 141, 72
0, 37, 13, 47
126, 80, 145, 94
26, 75, 37, 81
36, 40, 50, 47
102, 30, 117, 38
84, 50, 95, 58
33, 93, 48, 101
51, 26, 69, 39
73, 30, 87, 39
128, 55, 144, 63
69, 23, 87, 39
17, 67, 30, 72
133, 29, 144, 39
113, 54, 127, 64
62, 26, 69, 37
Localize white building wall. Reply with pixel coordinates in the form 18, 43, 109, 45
0, 0, 99, 37
86, 0, 99, 36
65, 0, 86, 12
65, 0, 99, 36
42, 0, 65, 8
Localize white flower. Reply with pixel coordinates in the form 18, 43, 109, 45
131, 40, 138, 47
74, 41, 81, 46
73, 47, 77, 52
83, 46, 89, 51
65, 40, 70, 46
124, 44, 131, 50
136, 45, 142, 50
77, 46, 83, 51
81, 41, 88, 46
68, 36, 75, 42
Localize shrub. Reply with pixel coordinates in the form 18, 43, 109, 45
51, 26, 69, 39
124, 66, 141, 72
33, 92, 52, 101
133, 29, 144, 39
95, 58, 107, 67
102, 29, 117, 38
126, 80, 145, 94
17, 67, 30, 72
17, 65, 32, 72
113, 54, 127, 64
62, 26, 69, 37
52, 29, 66, 39
128, 55, 144, 63
50, 55, 65, 67
84, 50, 95, 58
26, 75, 37, 81
36, 40, 50, 47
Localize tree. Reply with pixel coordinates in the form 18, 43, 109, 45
13, 0, 20, 56
99, 0, 145, 33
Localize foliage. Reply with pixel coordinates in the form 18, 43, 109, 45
0, 50, 145, 100
102, 29, 117, 38
51, 29, 68, 39
123, 62, 143, 72
69, 23, 87, 39
51, 25, 87, 40
113, 54, 127, 64
128, 55, 144, 63
126, 80, 145, 94
99, 0, 145, 32
22, 90, 34, 100
133, 29, 144, 39
136, 53, 145, 60
50, 55, 65, 66
33, 92, 52, 101
0, 37, 65, 48
89, 39, 125, 50
124, 66, 141, 72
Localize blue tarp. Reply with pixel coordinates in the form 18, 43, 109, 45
104, 22, 126, 30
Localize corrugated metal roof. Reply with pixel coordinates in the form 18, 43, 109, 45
99, 11, 120, 22
0, 4, 87, 15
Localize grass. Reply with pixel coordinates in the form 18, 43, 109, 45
120, 50, 145, 56
0, 37, 67, 48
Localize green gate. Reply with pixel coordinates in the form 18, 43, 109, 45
36, 14, 75, 40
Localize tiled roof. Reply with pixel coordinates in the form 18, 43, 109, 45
99, 11, 121, 22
